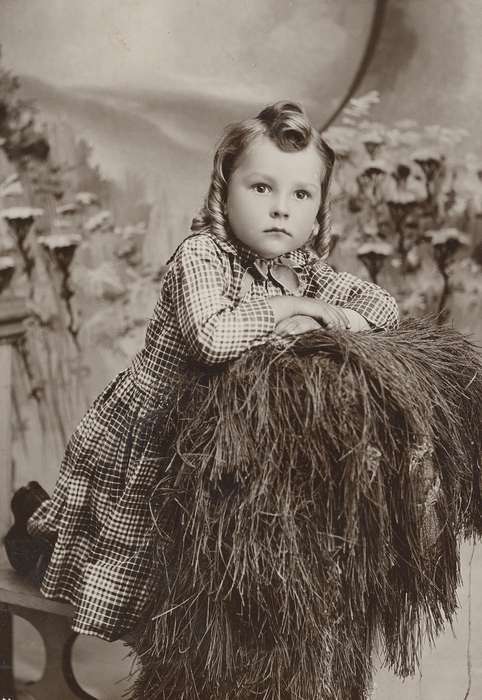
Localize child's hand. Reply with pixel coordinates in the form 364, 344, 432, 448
343, 309, 370, 332
275, 315, 321, 336
293, 298, 351, 330
268, 297, 368, 332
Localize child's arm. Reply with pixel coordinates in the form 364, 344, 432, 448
169, 235, 301, 364
303, 261, 399, 331
275, 308, 369, 336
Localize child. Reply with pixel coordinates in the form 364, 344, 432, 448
20, 100, 398, 643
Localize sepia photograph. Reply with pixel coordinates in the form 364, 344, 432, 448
0, 1, 481, 698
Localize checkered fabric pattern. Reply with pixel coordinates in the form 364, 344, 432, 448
27, 231, 399, 641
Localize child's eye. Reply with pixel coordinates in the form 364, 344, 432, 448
295, 189, 311, 200
251, 183, 271, 194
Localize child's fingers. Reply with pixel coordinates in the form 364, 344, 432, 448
275, 320, 290, 335
343, 309, 370, 332
276, 307, 350, 336
321, 306, 350, 330
276, 315, 320, 336
297, 299, 350, 330
275, 318, 299, 336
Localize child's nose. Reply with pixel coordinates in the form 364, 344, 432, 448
270, 194, 290, 218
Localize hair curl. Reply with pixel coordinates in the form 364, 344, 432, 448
191, 100, 336, 259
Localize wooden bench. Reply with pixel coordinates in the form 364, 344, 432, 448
0, 566, 97, 699
0, 299, 96, 699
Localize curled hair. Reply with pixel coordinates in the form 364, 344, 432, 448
191, 100, 336, 258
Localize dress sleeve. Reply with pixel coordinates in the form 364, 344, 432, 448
306, 261, 399, 330
168, 235, 275, 364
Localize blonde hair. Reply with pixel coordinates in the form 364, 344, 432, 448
191, 100, 336, 259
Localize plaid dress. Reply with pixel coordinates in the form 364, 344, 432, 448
27, 231, 399, 641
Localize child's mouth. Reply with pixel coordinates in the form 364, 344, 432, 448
264, 227, 291, 236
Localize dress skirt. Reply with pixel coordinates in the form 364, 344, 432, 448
27, 367, 168, 641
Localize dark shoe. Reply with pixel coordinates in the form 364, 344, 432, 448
4, 525, 54, 584
10, 481, 50, 528
3, 482, 55, 587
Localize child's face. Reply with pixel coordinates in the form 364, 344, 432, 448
226, 134, 324, 259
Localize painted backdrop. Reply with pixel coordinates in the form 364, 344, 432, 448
0, 2, 480, 698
